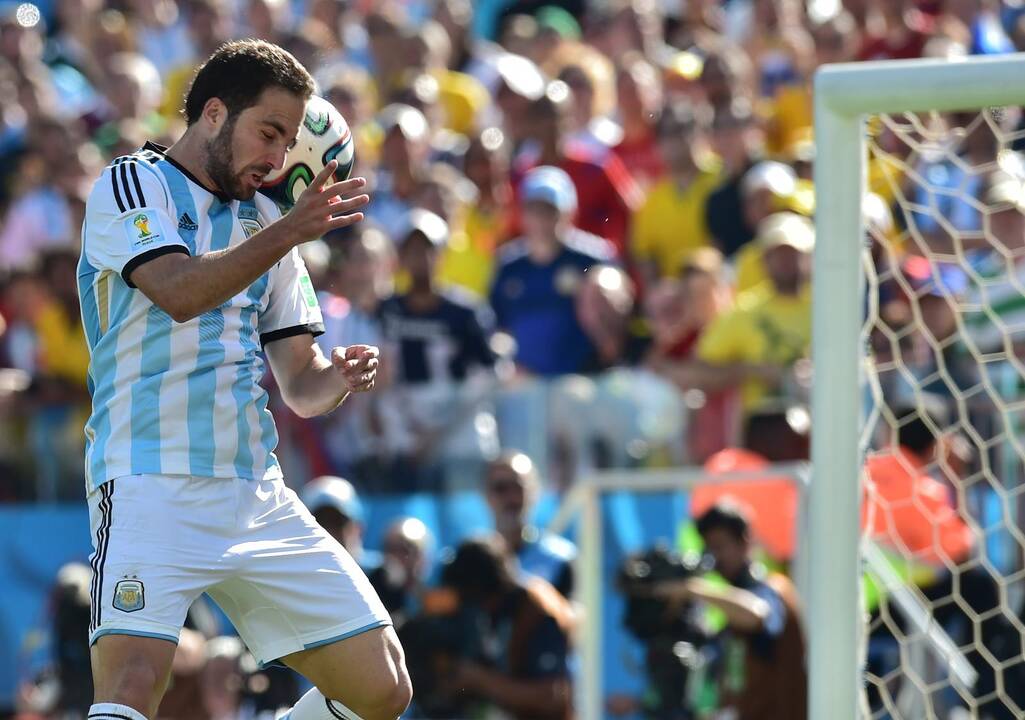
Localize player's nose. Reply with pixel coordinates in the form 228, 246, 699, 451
269, 145, 288, 171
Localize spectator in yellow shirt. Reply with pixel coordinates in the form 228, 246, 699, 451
437, 128, 514, 298
631, 99, 722, 288
695, 212, 813, 413
34, 250, 90, 390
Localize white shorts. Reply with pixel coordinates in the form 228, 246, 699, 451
87, 474, 391, 666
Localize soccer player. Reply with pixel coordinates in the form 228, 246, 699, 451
77, 40, 411, 720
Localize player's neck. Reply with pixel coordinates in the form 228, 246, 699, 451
165, 133, 221, 197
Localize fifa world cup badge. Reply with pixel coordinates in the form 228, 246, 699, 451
113, 578, 145, 612
126, 211, 161, 248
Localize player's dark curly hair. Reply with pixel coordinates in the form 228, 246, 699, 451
183, 39, 315, 125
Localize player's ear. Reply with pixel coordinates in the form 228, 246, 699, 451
201, 97, 228, 132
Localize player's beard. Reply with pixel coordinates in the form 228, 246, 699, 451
205, 114, 252, 201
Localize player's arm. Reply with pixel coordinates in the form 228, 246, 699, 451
130, 161, 367, 323
264, 335, 378, 418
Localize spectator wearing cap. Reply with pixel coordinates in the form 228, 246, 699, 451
366, 103, 432, 240
694, 212, 813, 417
630, 98, 722, 288
489, 165, 616, 376
301, 475, 371, 564
730, 160, 812, 294
511, 80, 642, 257
484, 451, 576, 599
376, 209, 498, 492
483, 51, 545, 146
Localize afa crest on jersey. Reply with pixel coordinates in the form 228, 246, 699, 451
113, 579, 145, 613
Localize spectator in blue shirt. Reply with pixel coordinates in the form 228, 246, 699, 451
489, 165, 615, 376
484, 450, 576, 598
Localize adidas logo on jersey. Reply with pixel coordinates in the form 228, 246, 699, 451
178, 213, 198, 232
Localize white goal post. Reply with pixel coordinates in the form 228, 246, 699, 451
812, 53, 1025, 720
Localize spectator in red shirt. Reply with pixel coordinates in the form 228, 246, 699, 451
611, 52, 666, 192
857, 0, 929, 60
511, 80, 642, 257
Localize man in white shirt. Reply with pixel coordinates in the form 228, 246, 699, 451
78, 39, 410, 720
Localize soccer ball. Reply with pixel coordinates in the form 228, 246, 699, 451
261, 95, 355, 211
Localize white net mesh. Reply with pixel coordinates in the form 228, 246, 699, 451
861, 106, 1025, 719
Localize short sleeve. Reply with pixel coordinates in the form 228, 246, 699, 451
258, 247, 325, 347
83, 161, 189, 287
747, 582, 786, 659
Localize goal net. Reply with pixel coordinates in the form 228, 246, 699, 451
812, 54, 1025, 720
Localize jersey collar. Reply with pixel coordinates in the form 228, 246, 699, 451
143, 141, 232, 204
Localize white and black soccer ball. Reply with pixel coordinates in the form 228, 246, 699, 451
261, 95, 355, 211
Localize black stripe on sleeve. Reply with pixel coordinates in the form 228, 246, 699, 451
129, 162, 146, 207
119, 163, 135, 209
110, 168, 126, 213
122, 245, 191, 289
88, 714, 139, 720
259, 322, 326, 348
325, 698, 350, 719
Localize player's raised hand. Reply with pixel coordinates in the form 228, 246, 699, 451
283, 159, 370, 244
331, 344, 379, 394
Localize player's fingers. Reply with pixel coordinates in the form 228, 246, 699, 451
353, 357, 378, 375
309, 159, 339, 191
324, 211, 366, 231
330, 347, 346, 367
326, 195, 370, 216
321, 176, 367, 200
345, 344, 379, 360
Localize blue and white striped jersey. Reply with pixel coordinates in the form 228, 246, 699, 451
77, 142, 324, 491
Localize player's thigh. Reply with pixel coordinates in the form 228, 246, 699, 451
91, 633, 178, 716
88, 476, 227, 643
281, 625, 409, 705
207, 479, 394, 668
87, 475, 231, 711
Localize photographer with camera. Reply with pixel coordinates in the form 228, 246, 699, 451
404, 536, 575, 719
655, 501, 807, 720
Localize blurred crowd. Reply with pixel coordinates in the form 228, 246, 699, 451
5, 0, 1025, 717
4, 0, 1025, 500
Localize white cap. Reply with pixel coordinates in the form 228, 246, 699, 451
757, 212, 815, 253
395, 208, 450, 247
741, 161, 797, 199
495, 52, 546, 101
301, 476, 364, 522
377, 103, 429, 142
